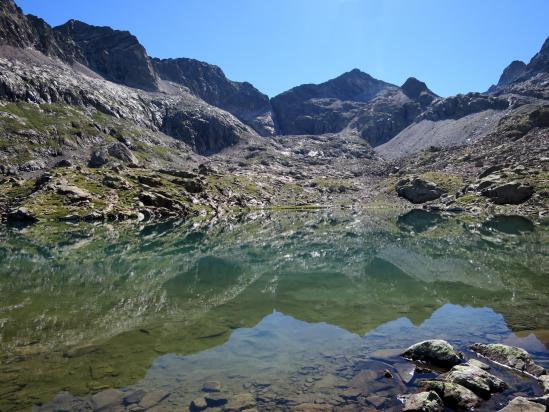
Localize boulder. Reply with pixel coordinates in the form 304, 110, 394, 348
444, 364, 507, 398
396, 178, 444, 204
498, 397, 545, 412
540, 375, 549, 394
470, 343, 546, 377
6, 207, 38, 223
418, 380, 481, 410
55, 184, 92, 202
401, 340, 462, 368
481, 182, 534, 204
89, 147, 110, 168
529, 394, 549, 407
402, 391, 444, 411
108, 142, 139, 166
478, 164, 504, 179
139, 192, 178, 210
55, 159, 73, 168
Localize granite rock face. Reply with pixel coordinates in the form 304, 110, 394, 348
496, 60, 527, 87
490, 35, 549, 99
153, 57, 275, 136
0, 0, 80, 61
54, 20, 159, 91
0, 54, 251, 155
0, 1, 272, 137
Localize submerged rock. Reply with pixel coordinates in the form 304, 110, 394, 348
190, 396, 208, 411
138, 390, 170, 409
225, 392, 256, 411
201, 381, 221, 393
91, 388, 124, 411
204, 392, 228, 407
396, 178, 444, 204
444, 364, 507, 398
401, 339, 462, 368
498, 396, 545, 411
470, 343, 546, 377
402, 391, 444, 411
418, 380, 481, 410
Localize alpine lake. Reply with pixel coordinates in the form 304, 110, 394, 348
0, 209, 548, 411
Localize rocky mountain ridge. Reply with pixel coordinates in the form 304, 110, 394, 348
0, 0, 547, 222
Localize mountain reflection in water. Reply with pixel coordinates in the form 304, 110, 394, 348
0, 210, 547, 411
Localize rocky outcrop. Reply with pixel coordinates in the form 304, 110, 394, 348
496, 60, 527, 87
401, 77, 437, 106
153, 57, 274, 135
0, 0, 80, 62
0, 53, 252, 155
270, 69, 395, 135
161, 103, 249, 154
271, 69, 439, 146
1, 1, 272, 135
490, 36, 549, 99
419, 93, 509, 122
54, 20, 159, 91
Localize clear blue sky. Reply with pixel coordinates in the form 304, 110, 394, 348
17, 0, 549, 97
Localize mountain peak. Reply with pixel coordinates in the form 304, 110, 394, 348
401, 77, 428, 98
401, 77, 437, 106
497, 60, 527, 86
54, 19, 159, 91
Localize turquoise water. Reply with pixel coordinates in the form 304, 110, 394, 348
0, 210, 548, 411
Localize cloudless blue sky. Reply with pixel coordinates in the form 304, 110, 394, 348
17, 0, 549, 97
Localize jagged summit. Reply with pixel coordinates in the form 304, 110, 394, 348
496, 60, 527, 86
54, 19, 160, 91
152, 57, 274, 135
401, 77, 437, 105
491, 35, 549, 96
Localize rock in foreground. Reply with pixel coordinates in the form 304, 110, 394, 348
498, 396, 545, 411
470, 343, 546, 377
418, 380, 481, 410
401, 339, 462, 368
444, 364, 507, 398
402, 391, 444, 411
